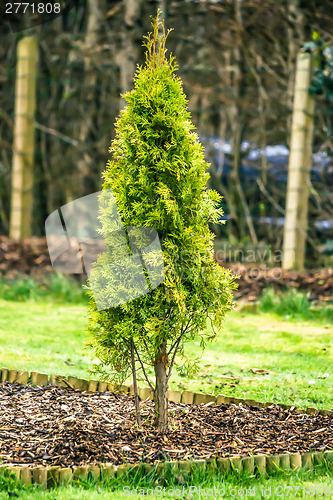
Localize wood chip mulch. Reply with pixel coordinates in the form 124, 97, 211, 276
1, 382, 332, 467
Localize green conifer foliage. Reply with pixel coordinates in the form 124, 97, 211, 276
86, 12, 237, 432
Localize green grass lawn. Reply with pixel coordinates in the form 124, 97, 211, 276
0, 296, 332, 410
2, 461, 333, 499
0, 283, 333, 499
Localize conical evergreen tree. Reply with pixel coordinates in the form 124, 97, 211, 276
86, 12, 237, 432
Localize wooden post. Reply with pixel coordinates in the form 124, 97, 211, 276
9, 36, 38, 239
282, 50, 314, 270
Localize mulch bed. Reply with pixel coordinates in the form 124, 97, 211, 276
1, 382, 332, 468
0, 236, 332, 302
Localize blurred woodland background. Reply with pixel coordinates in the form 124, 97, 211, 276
0, 0, 333, 267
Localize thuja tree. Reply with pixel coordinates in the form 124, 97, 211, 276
87, 12, 237, 432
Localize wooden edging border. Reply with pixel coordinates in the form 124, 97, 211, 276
1, 366, 333, 489
1, 451, 333, 489
1, 366, 331, 417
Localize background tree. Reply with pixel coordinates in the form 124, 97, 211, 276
1, 0, 332, 260
86, 12, 237, 432
9, 36, 38, 239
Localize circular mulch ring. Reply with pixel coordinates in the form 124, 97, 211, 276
0, 382, 332, 468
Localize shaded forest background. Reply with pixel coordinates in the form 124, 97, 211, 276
0, 0, 332, 261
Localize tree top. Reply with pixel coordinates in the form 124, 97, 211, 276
142, 9, 175, 72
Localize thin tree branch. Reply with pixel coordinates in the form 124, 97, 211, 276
131, 339, 141, 427
166, 313, 194, 381
257, 178, 285, 215
133, 343, 154, 391
167, 334, 182, 357
34, 122, 80, 146
166, 334, 183, 381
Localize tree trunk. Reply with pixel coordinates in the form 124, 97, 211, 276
154, 340, 168, 433
227, 0, 258, 245
285, 0, 305, 139
10, 36, 38, 239
76, 0, 106, 196
282, 51, 314, 270
116, 0, 142, 109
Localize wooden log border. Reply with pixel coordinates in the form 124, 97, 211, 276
1, 366, 332, 489
1, 452, 333, 489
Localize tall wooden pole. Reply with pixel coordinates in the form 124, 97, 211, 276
282, 50, 314, 270
9, 36, 39, 239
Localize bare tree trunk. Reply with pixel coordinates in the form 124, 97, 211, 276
76, 0, 106, 195
10, 36, 38, 239
285, 0, 305, 139
228, 0, 258, 245
154, 340, 168, 433
130, 339, 141, 427
282, 51, 314, 270
116, 0, 142, 109
230, 121, 258, 244
209, 114, 237, 240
